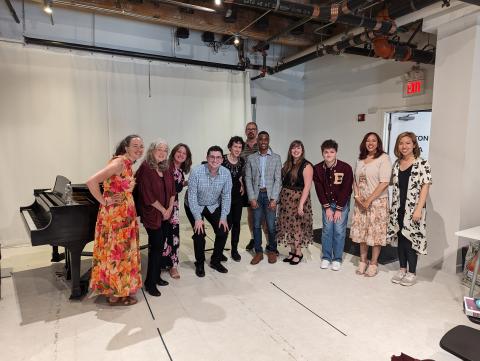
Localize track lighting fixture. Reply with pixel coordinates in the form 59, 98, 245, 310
233, 35, 240, 45
43, 0, 52, 14
214, 0, 221, 6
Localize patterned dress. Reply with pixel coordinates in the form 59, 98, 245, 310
89, 156, 142, 297
166, 166, 185, 268
276, 159, 313, 247
350, 154, 392, 246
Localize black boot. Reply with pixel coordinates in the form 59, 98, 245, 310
231, 244, 241, 262
245, 239, 254, 251
195, 262, 205, 278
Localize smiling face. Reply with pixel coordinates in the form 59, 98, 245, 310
365, 134, 378, 155
322, 148, 337, 164
174, 146, 187, 165
153, 144, 168, 163
230, 142, 243, 158
398, 136, 414, 159
257, 133, 270, 153
126, 137, 144, 161
207, 150, 223, 172
290, 144, 303, 160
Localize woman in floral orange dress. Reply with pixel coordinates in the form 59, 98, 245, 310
86, 135, 145, 305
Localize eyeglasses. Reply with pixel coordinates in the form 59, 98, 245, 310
208, 155, 223, 160
246, 128, 257, 131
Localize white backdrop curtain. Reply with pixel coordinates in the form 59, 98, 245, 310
0, 42, 251, 245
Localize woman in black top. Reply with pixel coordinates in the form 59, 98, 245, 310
277, 140, 314, 265
222, 136, 246, 261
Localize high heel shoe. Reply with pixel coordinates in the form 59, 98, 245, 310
289, 254, 303, 265
283, 252, 295, 262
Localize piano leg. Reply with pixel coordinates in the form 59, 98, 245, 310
51, 246, 65, 262
68, 243, 87, 300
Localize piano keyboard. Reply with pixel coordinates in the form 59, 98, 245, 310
22, 210, 37, 230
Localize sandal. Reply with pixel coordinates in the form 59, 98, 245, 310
108, 296, 138, 306
283, 252, 295, 263
356, 261, 368, 275
169, 267, 180, 279
365, 263, 378, 277
289, 254, 303, 265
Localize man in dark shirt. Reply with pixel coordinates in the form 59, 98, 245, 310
313, 139, 353, 271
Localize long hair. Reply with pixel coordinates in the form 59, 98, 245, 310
359, 132, 385, 160
168, 143, 192, 174
394, 131, 421, 159
282, 140, 305, 185
114, 134, 141, 156
144, 139, 169, 171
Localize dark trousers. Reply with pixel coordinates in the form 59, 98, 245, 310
185, 205, 228, 265
228, 200, 243, 251
397, 211, 418, 273
145, 224, 168, 289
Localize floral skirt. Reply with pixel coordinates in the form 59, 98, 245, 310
276, 188, 313, 247
350, 197, 389, 246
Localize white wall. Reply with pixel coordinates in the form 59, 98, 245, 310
427, 13, 480, 273
251, 67, 305, 157
0, 42, 250, 246
303, 54, 434, 228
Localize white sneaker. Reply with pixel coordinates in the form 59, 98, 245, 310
391, 270, 406, 284
331, 261, 342, 271
400, 272, 417, 286
320, 259, 330, 269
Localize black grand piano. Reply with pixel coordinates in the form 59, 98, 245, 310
20, 175, 99, 299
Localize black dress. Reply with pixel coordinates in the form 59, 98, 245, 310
222, 155, 245, 251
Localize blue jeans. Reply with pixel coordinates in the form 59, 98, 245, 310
253, 191, 277, 253
321, 203, 349, 262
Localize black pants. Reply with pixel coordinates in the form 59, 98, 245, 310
397, 211, 418, 273
228, 200, 243, 251
145, 224, 168, 289
185, 205, 228, 265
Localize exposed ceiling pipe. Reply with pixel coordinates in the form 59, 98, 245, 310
283, 0, 444, 64
220, 9, 272, 47
4, 0, 20, 24
264, 29, 434, 76
224, 0, 397, 34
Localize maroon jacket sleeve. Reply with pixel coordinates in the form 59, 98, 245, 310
137, 162, 158, 206
313, 163, 330, 208
166, 168, 176, 204
336, 162, 353, 211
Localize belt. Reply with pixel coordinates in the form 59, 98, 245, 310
259, 187, 267, 192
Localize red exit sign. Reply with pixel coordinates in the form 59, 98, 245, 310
403, 79, 425, 97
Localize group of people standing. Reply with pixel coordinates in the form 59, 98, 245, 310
85, 122, 432, 306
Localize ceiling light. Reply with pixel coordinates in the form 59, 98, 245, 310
43, 0, 52, 14
214, 0, 222, 5
234, 36, 240, 45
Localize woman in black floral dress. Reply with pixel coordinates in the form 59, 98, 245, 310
277, 140, 314, 265
167, 143, 192, 279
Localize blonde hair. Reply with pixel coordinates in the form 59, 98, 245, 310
145, 139, 169, 171
394, 132, 420, 159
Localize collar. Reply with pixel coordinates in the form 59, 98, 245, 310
203, 163, 219, 177
323, 159, 337, 170
258, 148, 272, 157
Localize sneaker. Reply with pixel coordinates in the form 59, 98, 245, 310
331, 261, 342, 271
320, 259, 330, 269
391, 270, 406, 284
400, 272, 417, 286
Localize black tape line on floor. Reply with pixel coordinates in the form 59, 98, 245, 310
270, 282, 347, 337
141, 288, 174, 360
157, 328, 173, 361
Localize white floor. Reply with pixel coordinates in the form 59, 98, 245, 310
1, 224, 477, 361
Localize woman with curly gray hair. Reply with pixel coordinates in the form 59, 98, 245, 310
135, 139, 176, 297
